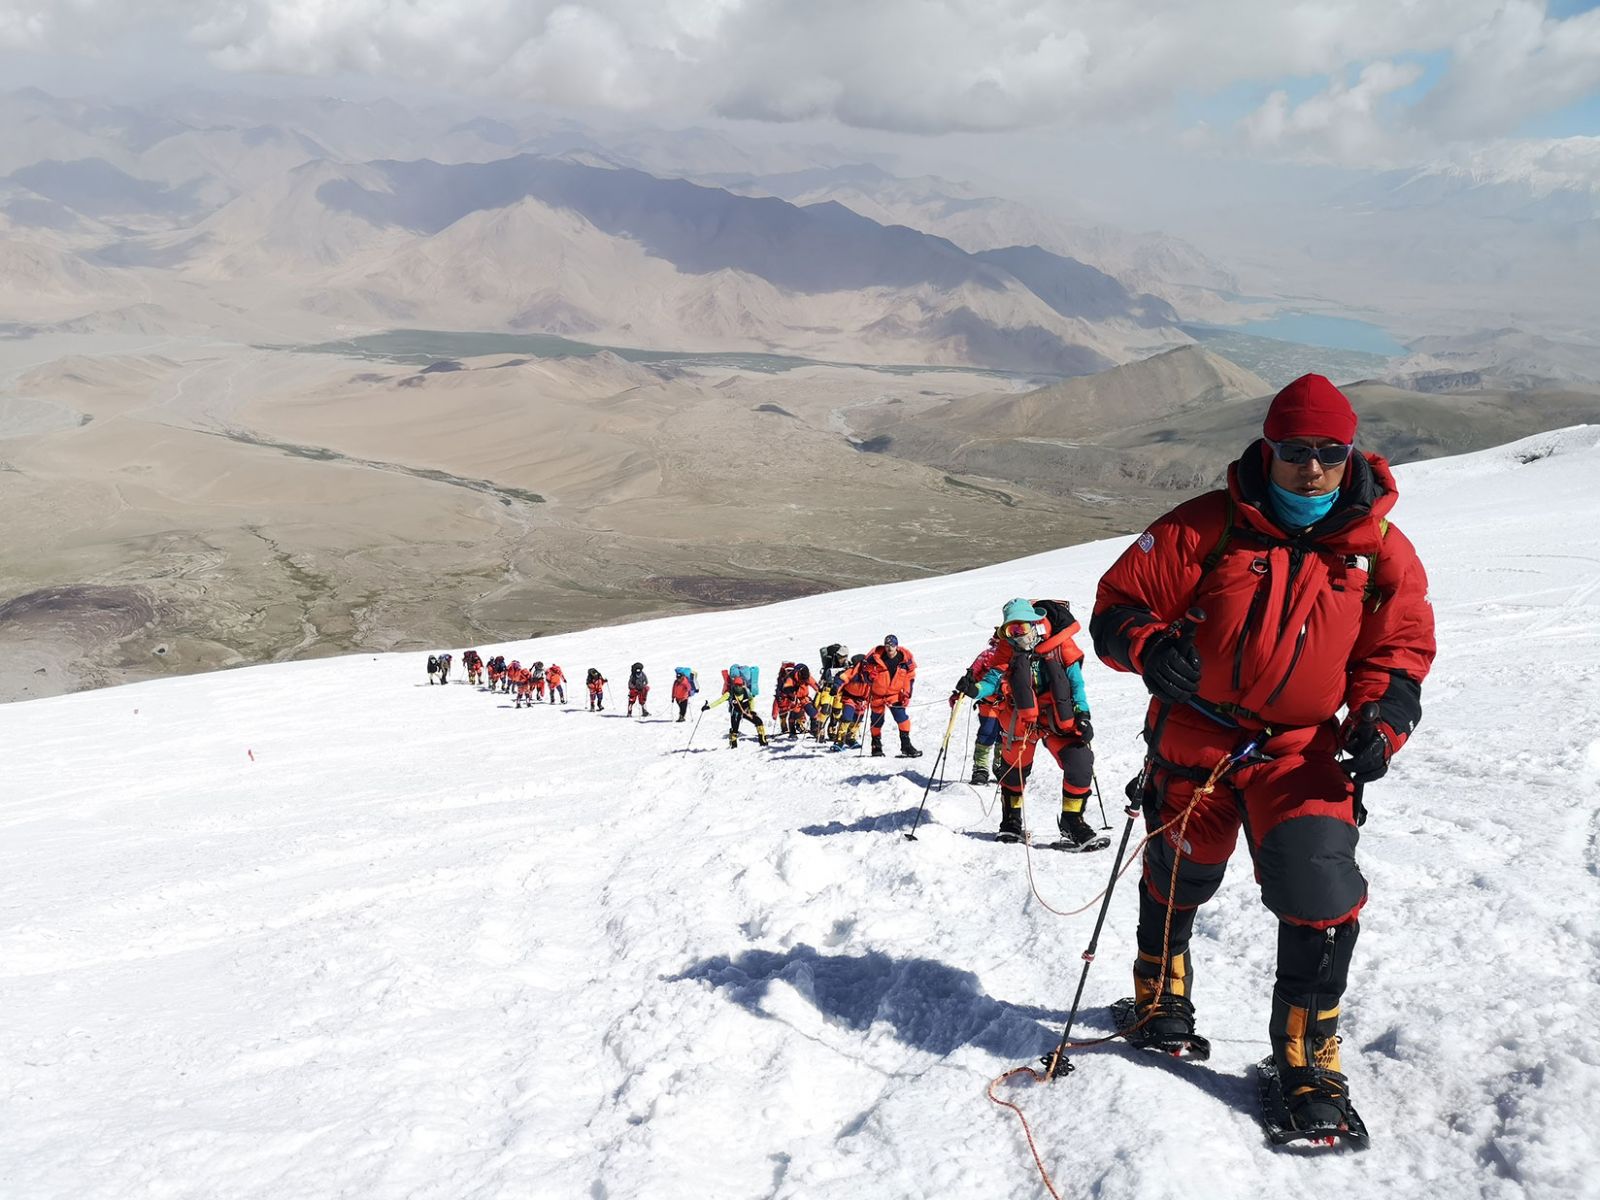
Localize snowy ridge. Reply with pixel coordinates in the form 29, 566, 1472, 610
4, 429, 1600, 1198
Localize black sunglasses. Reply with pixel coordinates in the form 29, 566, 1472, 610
1268, 439, 1353, 467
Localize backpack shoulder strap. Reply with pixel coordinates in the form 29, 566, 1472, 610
1364, 518, 1392, 608
1200, 493, 1236, 575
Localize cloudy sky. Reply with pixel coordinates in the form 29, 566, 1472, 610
2, 0, 1597, 198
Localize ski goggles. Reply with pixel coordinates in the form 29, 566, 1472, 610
1267, 439, 1353, 467
1002, 620, 1045, 648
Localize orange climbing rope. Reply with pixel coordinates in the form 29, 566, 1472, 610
988, 744, 1247, 1196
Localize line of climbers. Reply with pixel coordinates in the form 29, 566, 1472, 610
429, 636, 934, 762
427, 652, 702, 720
700, 636, 923, 757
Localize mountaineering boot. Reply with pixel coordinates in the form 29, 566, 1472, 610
1269, 922, 1359, 1132
996, 794, 1024, 843
1057, 807, 1099, 849
1270, 993, 1350, 1131
1126, 948, 1206, 1057
870, 735, 885, 758
898, 731, 923, 759
641, 707, 650, 717
758, 730, 770, 747
970, 743, 993, 785
728, 730, 739, 748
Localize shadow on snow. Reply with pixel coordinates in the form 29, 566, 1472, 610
671, 945, 1270, 1115
668, 943, 1084, 1060
800, 807, 930, 835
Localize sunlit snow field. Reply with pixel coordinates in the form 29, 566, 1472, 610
4, 429, 1599, 1199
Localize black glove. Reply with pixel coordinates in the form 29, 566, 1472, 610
953, 673, 979, 699
1141, 635, 1202, 705
701, 701, 710, 712
1342, 721, 1392, 785
1074, 712, 1093, 742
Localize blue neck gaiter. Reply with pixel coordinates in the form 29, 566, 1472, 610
1268, 480, 1338, 529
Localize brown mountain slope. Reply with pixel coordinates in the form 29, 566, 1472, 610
928, 345, 1269, 442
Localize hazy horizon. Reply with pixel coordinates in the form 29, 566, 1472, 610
3, 1, 1597, 211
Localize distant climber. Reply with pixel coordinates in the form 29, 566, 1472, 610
671, 667, 699, 721
627, 663, 650, 717
862, 635, 920, 758
705, 666, 768, 747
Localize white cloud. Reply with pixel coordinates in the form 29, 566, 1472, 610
0, 0, 1592, 156
1414, 0, 1600, 139
1242, 60, 1425, 165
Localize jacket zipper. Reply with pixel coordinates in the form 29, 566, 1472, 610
1276, 546, 1306, 637
1261, 545, 1310, 706
1263, 621, 1309, 708
1233, 578, 1271, 690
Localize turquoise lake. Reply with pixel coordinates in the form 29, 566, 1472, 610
1233, 313, 1408, 356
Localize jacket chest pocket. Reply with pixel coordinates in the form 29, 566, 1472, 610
1196, 548, 1287, 689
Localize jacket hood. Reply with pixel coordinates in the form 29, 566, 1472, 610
1229, 440, 1398, 551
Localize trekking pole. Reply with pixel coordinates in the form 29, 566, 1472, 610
1040, 783, 1144, 1079
1091, 770, 1110, 830
686, 705, 706, 749
904, 697, 966, 841
1041, 606, 1205, 1081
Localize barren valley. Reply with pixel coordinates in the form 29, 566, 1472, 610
0, 334, 1148, 700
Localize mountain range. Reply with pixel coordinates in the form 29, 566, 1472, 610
710, 162, 1242, 315
0, 88, 1212, 374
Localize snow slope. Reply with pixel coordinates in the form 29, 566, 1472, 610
4, 429, 1600, 1200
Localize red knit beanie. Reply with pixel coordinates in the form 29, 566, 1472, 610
1263, 374, 1357, 443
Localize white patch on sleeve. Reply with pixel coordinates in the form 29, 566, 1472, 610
1136, 531, 1155, 554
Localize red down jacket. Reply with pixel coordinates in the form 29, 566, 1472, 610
1092, 445, 1435, 745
